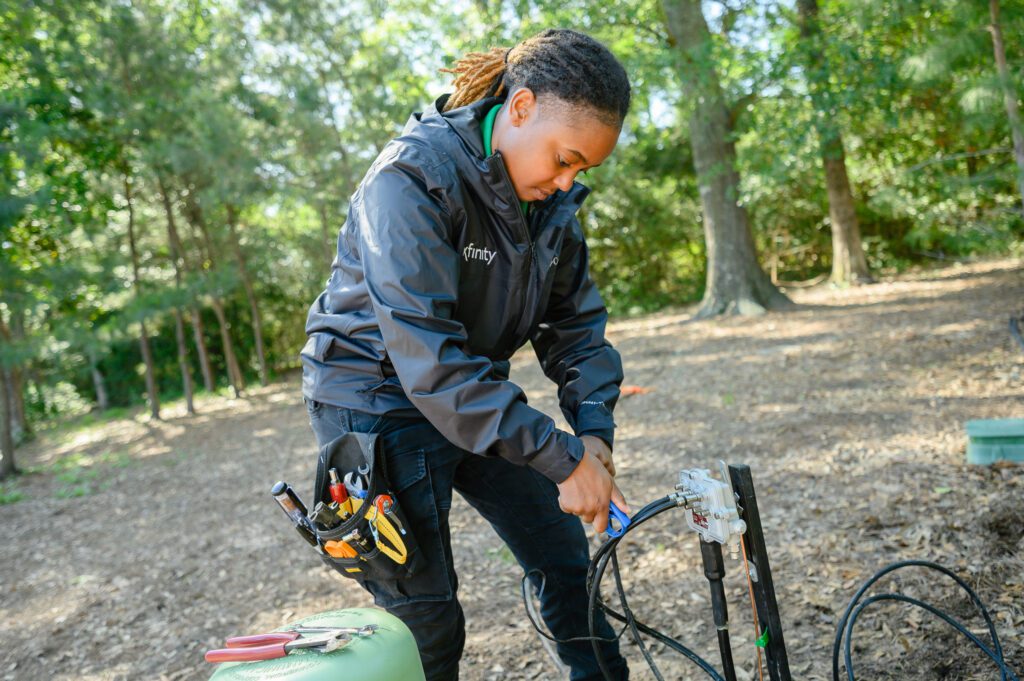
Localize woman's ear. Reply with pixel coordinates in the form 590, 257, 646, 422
506, 87, 536, 128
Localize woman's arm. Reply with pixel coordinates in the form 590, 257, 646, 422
530, 217, 624, 454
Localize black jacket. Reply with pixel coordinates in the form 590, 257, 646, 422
300, 94, 623, 483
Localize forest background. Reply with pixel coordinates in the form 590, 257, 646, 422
2, 0, 1023, 475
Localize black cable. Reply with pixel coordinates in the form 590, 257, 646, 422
843, 594, 1020, 681
833, 560, 1018, 681
520, 569, 630, 645
525, 502, 1022, 681
586, 496, 725, 681
587, 497, 677, 680
520, 494, 725, 681
518, 496, 684, 648
599, 596, 728, 681
589, 540, 625, 681
610, 550, 665, 681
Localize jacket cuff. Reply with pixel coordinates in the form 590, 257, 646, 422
573, 401, 616, 448
529, 431, 586, 484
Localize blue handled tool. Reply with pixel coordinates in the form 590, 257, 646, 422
606, 501, 631, 538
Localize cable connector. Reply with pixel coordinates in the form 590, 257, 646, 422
675, 466, 747, 559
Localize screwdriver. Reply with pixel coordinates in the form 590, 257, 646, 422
271, 481, 321, 551
328, 468, 351, 516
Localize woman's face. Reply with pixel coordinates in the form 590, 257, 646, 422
491, 88, 620, 203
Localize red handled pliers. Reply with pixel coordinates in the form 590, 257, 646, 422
205, 625, 378, 663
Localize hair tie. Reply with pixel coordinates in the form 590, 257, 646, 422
504, 48, 512, 64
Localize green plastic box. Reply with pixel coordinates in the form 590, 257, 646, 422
966, 419, 1024, 465
209, 608, 425, 681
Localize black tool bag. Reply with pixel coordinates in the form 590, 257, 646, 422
312, 431, 422, 581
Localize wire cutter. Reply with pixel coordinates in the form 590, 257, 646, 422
205, 625, 378, 663
606, 501, 631, 538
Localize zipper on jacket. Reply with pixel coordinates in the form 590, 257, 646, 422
490, 156, 538, 342
489, 153, 572, 345
513, 192, 568, 343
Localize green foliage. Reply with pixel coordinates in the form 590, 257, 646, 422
0, 480, 24, 505
52, 450, 130, 497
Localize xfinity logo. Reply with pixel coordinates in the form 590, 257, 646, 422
462, 242, 497, 266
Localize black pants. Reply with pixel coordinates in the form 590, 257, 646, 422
306, 400, 629, 681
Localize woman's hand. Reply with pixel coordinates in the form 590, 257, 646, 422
556, 445, 630, 534
580, 434, 616, 477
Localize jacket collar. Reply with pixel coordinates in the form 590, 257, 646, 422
409, 94, 591, 218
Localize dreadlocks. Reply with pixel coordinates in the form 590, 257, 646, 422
440, 29, 631, 128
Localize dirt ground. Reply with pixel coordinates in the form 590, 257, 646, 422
1, 258, 1022, 681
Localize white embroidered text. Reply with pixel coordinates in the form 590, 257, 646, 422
462, 243, 497, 266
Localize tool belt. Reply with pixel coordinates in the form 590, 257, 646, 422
312, 432, 422, 581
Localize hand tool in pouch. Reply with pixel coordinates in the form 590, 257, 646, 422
270, 481, 322, 551
374, 494, 406, 535
328, 467, 352, 516
309, 501, 343, 529
344, 463, 370, 499
366, 501, 409, 565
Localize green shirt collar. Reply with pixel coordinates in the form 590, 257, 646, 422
481, 104, 528, 216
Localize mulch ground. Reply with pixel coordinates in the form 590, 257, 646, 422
1, 258, 1021, 680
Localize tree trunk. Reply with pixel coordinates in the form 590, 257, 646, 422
189, 307, 214, 393
988, 0, 1024, 217
0, 365, 16, 479
797, 0, 872, 285
157, 175, 196, 414
87, 347, 110, 412
209, 298, 245, 398
225, 204, 268, 386
171, 309, 194, 414
159, 180, 215, 393
0, 318, 16, 476
183, 193, 245, 397
124, 174, 161, 419
137, 320, 160, 418
662, 0, 791, 317
8, 309, 31, 442
823, 152, 871, 284
9, 368, 26, 444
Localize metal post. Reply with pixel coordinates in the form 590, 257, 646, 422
728, 464, 792, 681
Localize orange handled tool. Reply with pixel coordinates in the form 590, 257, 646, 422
324, 540, 358, 559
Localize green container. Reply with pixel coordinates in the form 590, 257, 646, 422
209, 608, 425, 681
966, 419, 1024, 465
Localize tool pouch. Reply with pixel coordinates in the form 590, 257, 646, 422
311, 431, 422, 581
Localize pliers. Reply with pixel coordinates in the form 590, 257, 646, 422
205, 624, 378, 663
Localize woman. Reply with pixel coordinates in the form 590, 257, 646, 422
301, 28, 632, 681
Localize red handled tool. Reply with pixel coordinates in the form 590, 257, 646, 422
205, 625, 378, 663
328, 468, 349, 506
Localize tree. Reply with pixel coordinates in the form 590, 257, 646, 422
0, 319, 17, 478
796, 0, 872, 284
156, 174, 195, 414
123, 173, 161, 420
226, 204, 268, 387
182, 190, 247, 398
662, 0, 791, 316
988, 0, 1024, 216
157, 175, 215, 393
